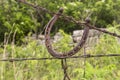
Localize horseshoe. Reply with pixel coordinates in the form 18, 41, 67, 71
45, 8, 90, 58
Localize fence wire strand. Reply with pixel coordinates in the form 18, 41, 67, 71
0, 54, 120, 62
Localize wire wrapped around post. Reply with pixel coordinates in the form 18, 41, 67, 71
45, 8, 90, 58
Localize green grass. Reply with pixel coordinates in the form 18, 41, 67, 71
0, 29, 120, 80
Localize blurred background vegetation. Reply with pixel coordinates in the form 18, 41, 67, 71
0, 0, 120, 43
0, 0, 120, 80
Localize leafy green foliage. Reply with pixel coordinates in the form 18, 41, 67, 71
0, 0, 120, 80
53, 29, 73, 52
0, 0, 37, 43
0, 28, 120, 79
1, 0, 120, 43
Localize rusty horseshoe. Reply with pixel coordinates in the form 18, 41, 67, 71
45, 8, 90, 58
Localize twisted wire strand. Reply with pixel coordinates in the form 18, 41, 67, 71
0, 54, 120, 62
61, 59, 70, 80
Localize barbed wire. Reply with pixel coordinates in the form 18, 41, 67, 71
16, 0, 120, 38
0, 53, 120, 62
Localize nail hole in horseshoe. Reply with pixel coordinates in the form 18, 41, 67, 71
46, 31, 49, 34
73, 48, 78, 52
73, 49, 76, 52
45, 39, 48, 41
47, 45, 50, 48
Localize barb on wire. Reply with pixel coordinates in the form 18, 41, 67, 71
0, 54, 120, 62
16, 0, 120, 38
